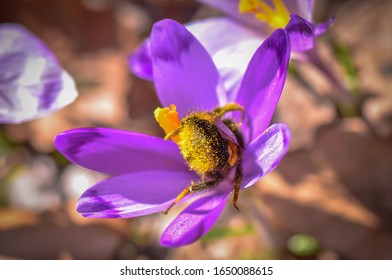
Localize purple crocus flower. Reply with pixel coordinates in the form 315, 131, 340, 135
55, 19, 291, 247
129, 0, 334, 99
0, 24, 77, 124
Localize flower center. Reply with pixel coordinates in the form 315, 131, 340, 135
154, 104, 181, 143
239, 0, 290, 29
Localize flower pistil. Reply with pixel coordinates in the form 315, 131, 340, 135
239, 0, 290, 29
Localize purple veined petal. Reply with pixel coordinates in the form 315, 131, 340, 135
0, 23, 77, 124
285, 14, 314, 52
55, 127, 189, 176
127, 38, 153, 81
235, 28, 290, 142
186, 17, 261, 56
129, 17, 263, 102
150, 19, 225, 117
160, 192, 229, 247
242, 123, 291, 188
197, 0, 271, 34
314, 15, 335, 37
186, 17, 263, 102
128, 38, 154, 82
77, 170, 197, 218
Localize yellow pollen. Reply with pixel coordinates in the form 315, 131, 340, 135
239, 0, 290, 29
154, 104, 181, 143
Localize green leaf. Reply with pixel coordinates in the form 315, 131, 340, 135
200, 223, 255, 242
333, 41, 361, 96
287, 234, 320, 257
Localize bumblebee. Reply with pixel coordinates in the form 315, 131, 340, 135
154, 103, 245, 213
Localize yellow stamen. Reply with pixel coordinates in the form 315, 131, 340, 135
239, 0, 290, 29
154, 104, 181, 143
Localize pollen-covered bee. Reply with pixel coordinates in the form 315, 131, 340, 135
154, 103, 245, 213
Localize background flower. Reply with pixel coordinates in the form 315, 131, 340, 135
55, 19, 291, 247
0, 23, 77, 124
129, 0, 333, 100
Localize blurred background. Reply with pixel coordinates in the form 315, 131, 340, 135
0, 0, 391, 260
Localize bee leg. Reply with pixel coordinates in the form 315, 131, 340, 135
162, 185, 192, 215
232, 163, 243, 212
163, 179, 221, 215
164, 127, 180, 140
213, 103, 245, 119
189, 179, 221, 192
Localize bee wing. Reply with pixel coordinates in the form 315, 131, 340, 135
214, 117, 239, 146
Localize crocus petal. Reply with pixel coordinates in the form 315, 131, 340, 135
129, 17, 263, 101
0, 23, 77, 124
314, 16, 335, 37
186, 17, 263, 101
77, 170, 197, 218
286, 14, 314, 52
160, 192, 229, 247
55, 127, 189, 176
235, 28, 290, 141
127, 39, 153, 81
242, 123, 291, 188
150, 19, 225, 116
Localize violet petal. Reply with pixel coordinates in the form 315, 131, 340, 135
150, 19, 225, 116
0, 24, 77, 124
235, 28, 290, 141
129, 17, 263, 102
127, 38, 153, 81
77, 170, 197, 218
242, 123, 291, 188
160, 192, 229, 247
186, 17, 263, 101
55, 127, 189, 176
286, 14, 315, 52
314, 15, 336, 37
